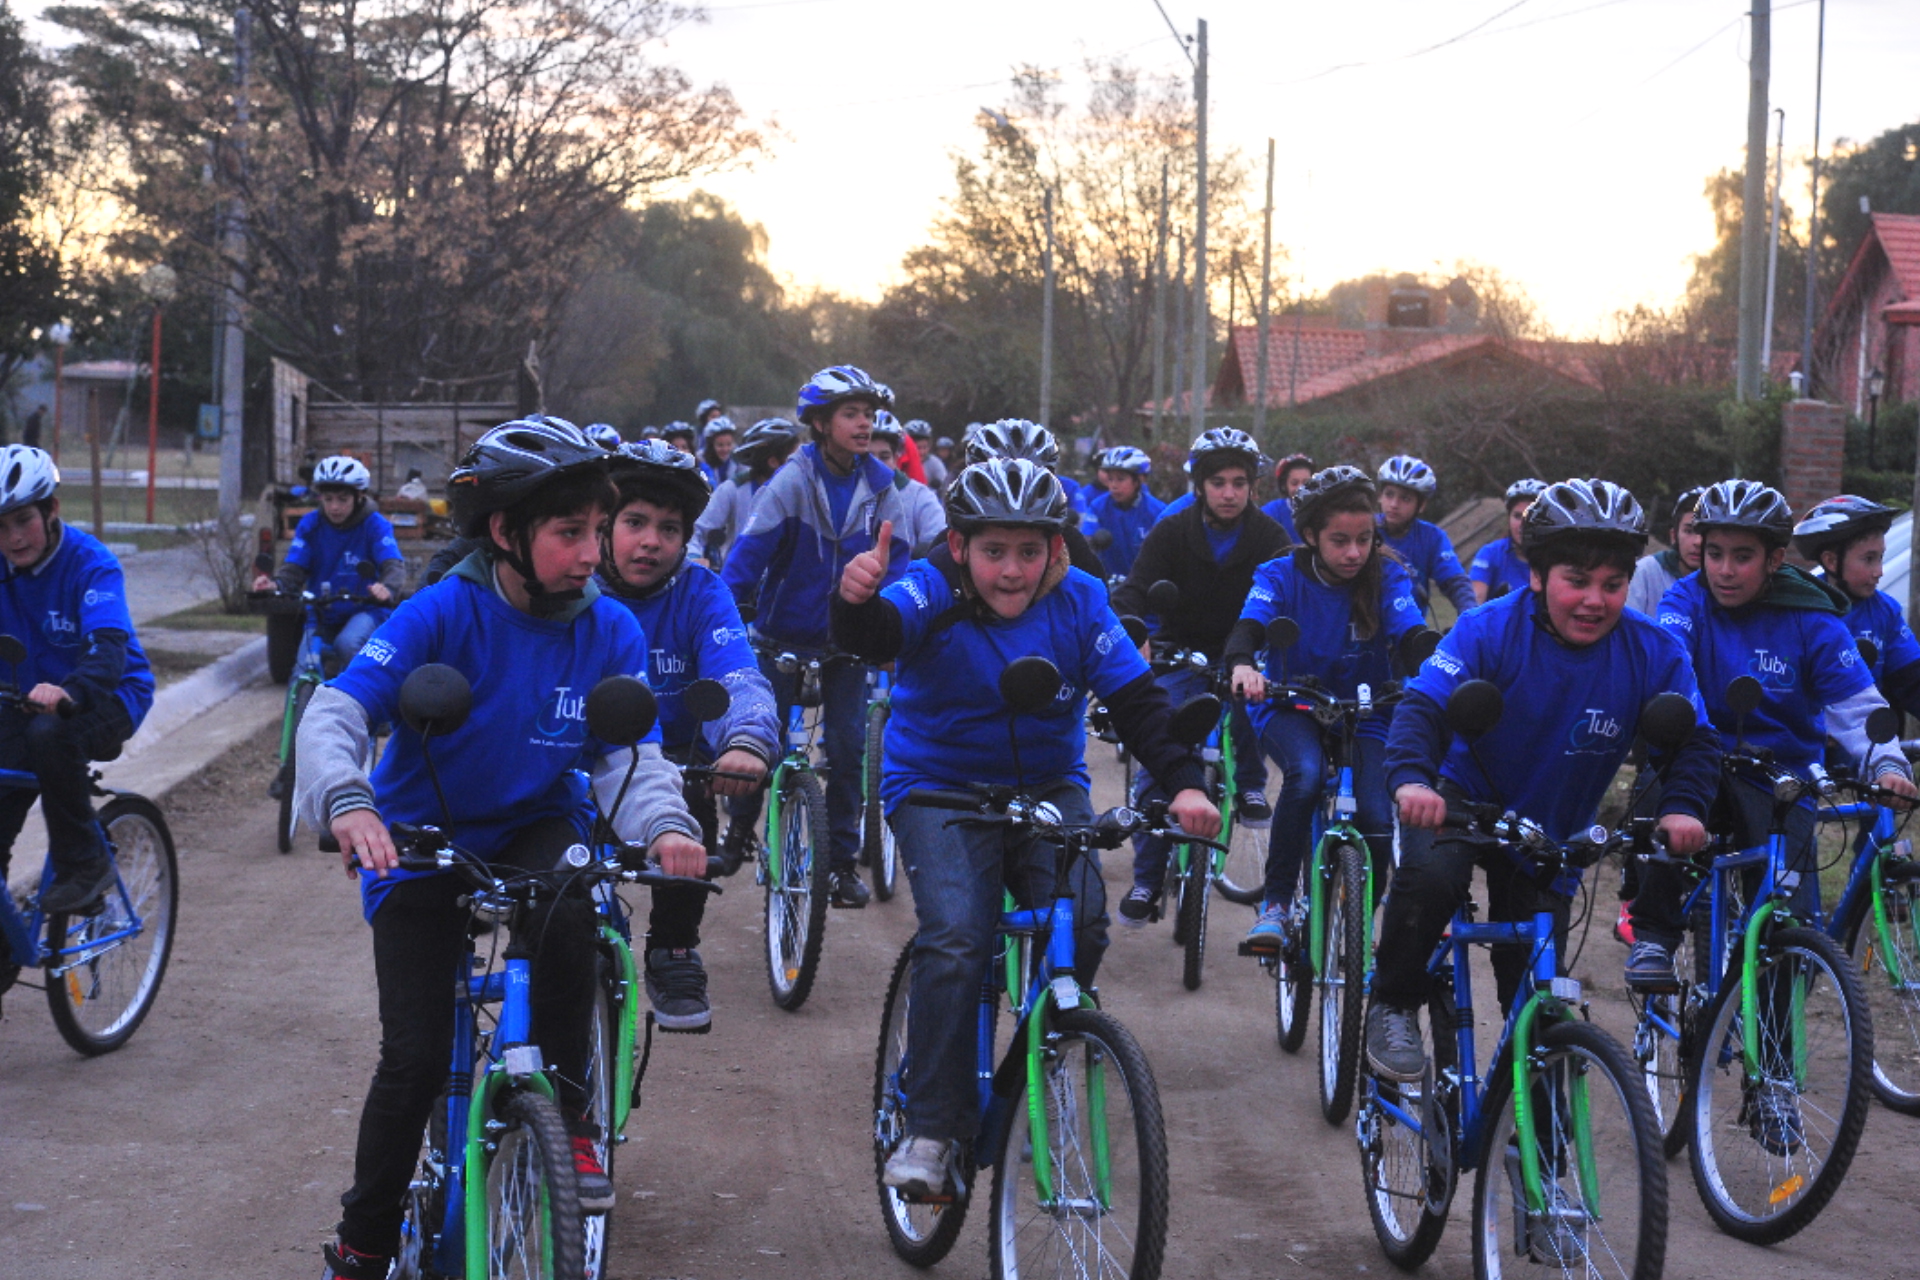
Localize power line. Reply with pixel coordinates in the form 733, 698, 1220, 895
1277, 0, 1531, 85
1149, 0, 1195, 68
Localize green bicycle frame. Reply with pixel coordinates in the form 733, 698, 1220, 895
1739, 898, 1790, 1078
278, 672, 318, 765
463, 1065, 560, 1278
1306, 817, 1374, 979
761, 757, 796, 883
1176, 705, 1237, 880
1870, 844, 1916, 989
1507, 993, 1589, 1215
606, 926, 639, 1135
1000, 890, 1105, 1210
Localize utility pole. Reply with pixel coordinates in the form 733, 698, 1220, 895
1762, 108, 1785, 376
1254, 137, 1274, 439
1171, 233, 1188, 421
1039, 187, 1055, 428
1735, 0, 1770, 401
1150, 161, 1169, 441
215, 6, 251, 519
1800, 0, 1827, 395
1189, 17, 1209, 436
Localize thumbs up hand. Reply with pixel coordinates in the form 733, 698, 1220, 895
840, 519, 894, 604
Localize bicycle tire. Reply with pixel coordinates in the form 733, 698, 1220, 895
875, 938, 972, 1266
392, 1092, 451, 1279
483, 1087, 586, 1280
277, 679, 315, 853
1275, 902, 1311, 1054
582, 957, 619, 1280
1215, 813, 1264, 906
765, 770, 831, 1011
1318, 843, 1367, 1125
1684, 925, 1872, 1244
265, 610, 302, 684
1843, 871, 1920, 1115
863, 703, 898, 902
1179, 841, 1209, 991
1471, 1019, 1668, 1280
989, 1006, 1168, 1280
1359, 990, 1454, 1270
1632, 907, 1709, 1157
45, 796, 179, 1056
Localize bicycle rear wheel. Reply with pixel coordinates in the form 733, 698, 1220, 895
1844, 869, 1920, 1115
582, 956, 619, 1280
1215, 812, 1264, 906
277, 679, 315, 853
1275, 897, 1311, 1054
989, 1007, 1168, 1280
1358, 993, 1454, 1270
46, 796, 178, 1055
765, 771, 831, 1011
1317, 843, 1366, 1125
483, 1087, 586, 1280
875, 938, 972, 1265
863, 703, 898, 902
1471, 1020, 1667, 1280
1684, 925, 1872, 1244
1179, 845, 1209, 991
393, 1093, 451, 1279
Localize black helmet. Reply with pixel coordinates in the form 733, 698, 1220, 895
946, 458, 1069, 533
609, 439, 713, 524
1289, 464, 1375, 531
732, 416, 800, 467
965, 419, 1060, 470
1792, 494, 1898, 562
1504, 477, 1548, 510
1522, 478, 1649, 555
448, 416, 607, 538
1186, 427, 1266, 485
1693, 479, 1794, 548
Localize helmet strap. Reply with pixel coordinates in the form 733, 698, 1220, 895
489, 525, 584, 618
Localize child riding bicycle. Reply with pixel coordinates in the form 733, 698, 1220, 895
1374, 455, 1476, 619
833, 456, 1219, 1197
1085, 446, 1164, 579
0, 445, 155, 916
296, 418, 705, 1280
1468, 477, 1546, 604
252, 455, 405, 666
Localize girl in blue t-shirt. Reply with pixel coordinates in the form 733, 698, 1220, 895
1224, 466, 1423, 953
1469, 477, 1546, 604
252, 455, 406, 664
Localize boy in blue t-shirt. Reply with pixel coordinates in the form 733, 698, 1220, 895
1376, 454, 1476, 618
832, 457, 1218, 1199
1364, 480, 1721, 1083
1625, 481, 1916, 992
1792, 494, 1920, 715
1085, 445, 1165, 579
298, 419, 704, 1280
252, 455, 405, 664
1469, 477, 1546, 604
600, 440, 779, 1032
1259, 452, 1314, 544
0, 446, 155, 915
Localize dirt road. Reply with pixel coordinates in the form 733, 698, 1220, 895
0, 729, 1909, 1279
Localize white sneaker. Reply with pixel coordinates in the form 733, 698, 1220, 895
882, 1136, 953, 1198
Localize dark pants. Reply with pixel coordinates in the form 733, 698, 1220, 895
1371, 824, 1571, 1015
648, 768, 717, 951
1629, 778, 1818, 950
892, 782, 1107, 1144
1129, 666, 1266, 892
0, 699, 133, 881
1259, 709, 1392, 908
728, 651, 865, 871
338, 817, 599, 1258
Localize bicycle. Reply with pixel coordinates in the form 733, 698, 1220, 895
1358, 678, 1669, 1280
1615, 672, 1875, 1245
0, 633, 178, 1055
872, 656, 1221, 1279
861, 663, 899, 901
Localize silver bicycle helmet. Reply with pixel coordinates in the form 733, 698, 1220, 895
1504, 477, 1548, 509
1186, 427, 1266, 483
1377, 454, 1437, 496
1792, 494, 1897, 561
311, 455, 372, 491
946, 458, 1069, 532
1521, 478, 1649, 554
965, 419, 1061, 470
1693, 479, 1794, 548
1289, 464, 1375, 531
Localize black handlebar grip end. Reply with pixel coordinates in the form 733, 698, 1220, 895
318, 834, 341, 853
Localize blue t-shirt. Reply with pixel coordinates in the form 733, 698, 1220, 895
1402, 591, 1710, 843
1087, 488, 1166, 578
821, 467, 859, 536
1469, 537, 1531, 598
328, 577, 659, 918
1259, 496, 1300, 544
1656, 574, 1873, 774
600, 563, 756, 751
1204, 522, 1240, 563
879, 561, 1148, 813
1839, 587, 1920, 685
0, 524, 154, 729
1238, 555, 1422, 741
285, 508, 403, 627
1381, 518, 1470, 610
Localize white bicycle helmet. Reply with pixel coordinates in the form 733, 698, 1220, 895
1377, 455, 1437, 496
311, 455, 372, 492
1098, 446, 1152, 475
0, 445, 59, 516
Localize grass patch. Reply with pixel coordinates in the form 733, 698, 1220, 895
145, 598, 268, 633
145, 648, 221, 688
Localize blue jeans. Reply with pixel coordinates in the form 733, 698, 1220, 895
1129, 667, 1267, 893
1260, 710, 1392, 908
892, 781, 1107, 1144
727, 650, 866, 871
331, 609, 383, 666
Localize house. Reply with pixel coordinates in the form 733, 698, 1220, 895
1811, 212, 1920, 414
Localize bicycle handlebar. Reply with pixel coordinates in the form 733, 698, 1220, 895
1442, 800, 1614, 871
905, 786, 1228, 853
0, 687, 77, 719
321, 823, 720, 895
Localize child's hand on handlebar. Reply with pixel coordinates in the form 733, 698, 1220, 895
331, 807, 398, 878
368, 582, 393, 604
650, 830, 709, 878
1395, 783, 1447, 831
1229, 664, 1266, 703
251, 573, 275, 593
24, 682, 72, 715
1874, 769, 1918, 811
1655, 812, 1708, 856
707, 748, 768, 797
1168, 788, 1221, 839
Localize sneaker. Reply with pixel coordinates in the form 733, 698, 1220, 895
882, 1136, 954, 1199
1243, 902, 1289, 954
1236, 789, 1273, 828
830, 868, 870, 909
1117, 884, 1159, 927
715, 823, 753, 878
42, 859, 115, 916
321, 1241, 391, 1280
1623, 940, 1677, 993
1748, 1081, 1804, 1157
569, 1132, 616, 1214
1612, 902, 1636, 946
644, 946, 712, 1033
1366, 1003, 1426, 1082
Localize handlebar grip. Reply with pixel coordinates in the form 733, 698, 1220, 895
318, 834, 341, 853
55, 696, 76, 720
908, 788, 981, 811
395, 852, 442, 873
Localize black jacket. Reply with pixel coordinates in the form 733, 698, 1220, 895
1110, 502, 1291, 657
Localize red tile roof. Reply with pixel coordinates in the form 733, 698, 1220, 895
1824, 212, 1920, 326
1218, 319, 1371, 403
1210, 326, 1604, 409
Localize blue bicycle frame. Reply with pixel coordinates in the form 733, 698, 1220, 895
0, 767, 143, 973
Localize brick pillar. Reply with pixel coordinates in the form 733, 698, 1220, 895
1780, 398, 1847, 528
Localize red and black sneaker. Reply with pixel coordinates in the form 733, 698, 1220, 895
570, 1133, 616, 1215
321, 1240, 391, 1280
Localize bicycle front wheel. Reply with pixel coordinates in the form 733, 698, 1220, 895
1844, 870, 1920, 1115
874, 938, 972, 1265
1685, 925, 1872, 1244
990, 1007, 1168, 1280
581, 956, 619, 1280
765, 770, 831, 1011
1358, 995, 1454, 1271
1318, 843, 1367, 1125
1215, 813, 1264, 906
45, 796, 178, 1055
482, 1087, 586, 1280
1472, 1019, 1667, 1280
1179, 845, 1210, 991
1275, 902, 1311, 1054
863, 703, 898, 902
277, 679, 314, 853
